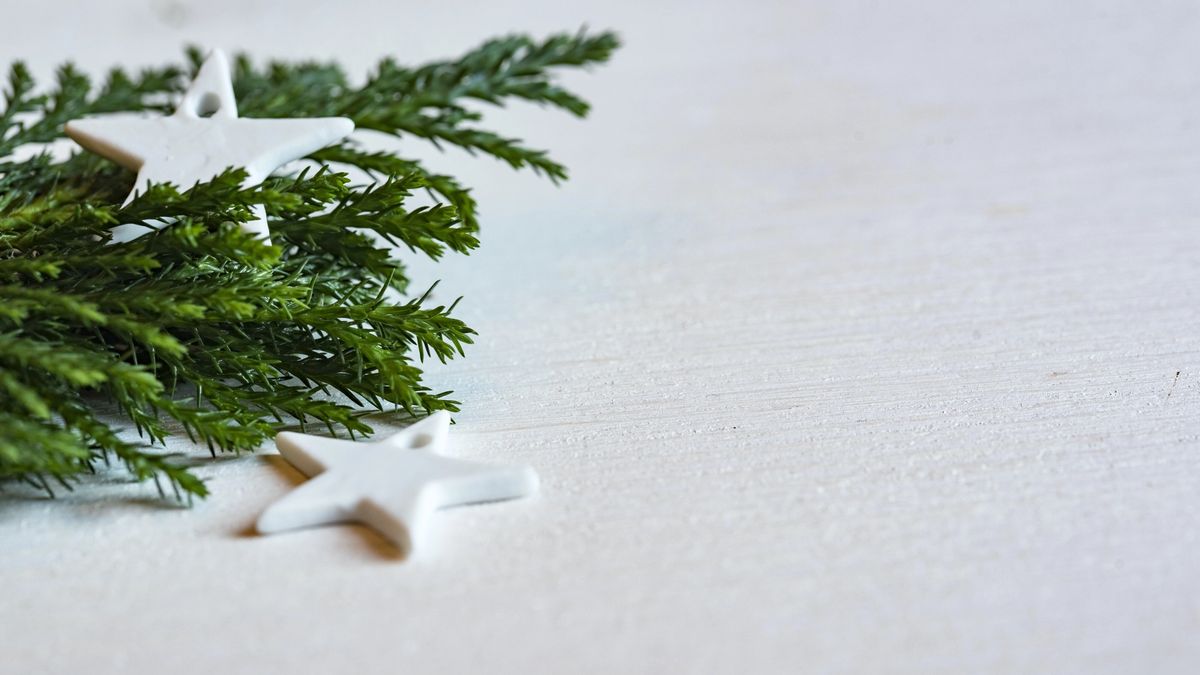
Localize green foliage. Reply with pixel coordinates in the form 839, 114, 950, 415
0, 31, 618, 500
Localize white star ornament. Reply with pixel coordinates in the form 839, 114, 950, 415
65, 49, 353, 243
256, 411, 539, 556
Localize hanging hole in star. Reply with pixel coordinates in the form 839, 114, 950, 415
196, 92, 222, 118
409, 433, 434, 449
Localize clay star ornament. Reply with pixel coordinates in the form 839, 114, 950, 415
256, 411, 539, 556
64, 49, 353, 244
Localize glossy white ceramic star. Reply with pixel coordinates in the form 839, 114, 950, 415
257, 411, 539, 556
65, 49, 353, 243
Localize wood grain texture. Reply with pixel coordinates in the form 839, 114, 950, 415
1, 1, 1197, 673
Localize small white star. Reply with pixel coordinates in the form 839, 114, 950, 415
256, 411, 539, 556
65, 49, 353, 243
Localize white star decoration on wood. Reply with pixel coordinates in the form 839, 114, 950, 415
65, 49, 353, 243
256, 411, 539, 556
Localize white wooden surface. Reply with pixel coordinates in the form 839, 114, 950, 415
2, 1, 1198, 673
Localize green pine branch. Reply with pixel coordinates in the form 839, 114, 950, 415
0, 30, 618, 501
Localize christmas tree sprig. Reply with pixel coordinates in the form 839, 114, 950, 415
0, 30, 618, 500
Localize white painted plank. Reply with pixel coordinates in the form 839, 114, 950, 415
1, 2, 1197, 673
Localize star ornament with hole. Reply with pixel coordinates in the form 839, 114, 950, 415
64, 49, 353, 244
256, 411, 540, 556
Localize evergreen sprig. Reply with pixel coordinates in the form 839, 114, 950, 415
0, 30, 618, 500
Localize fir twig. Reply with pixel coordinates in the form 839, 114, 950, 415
0, 30, 618, 500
